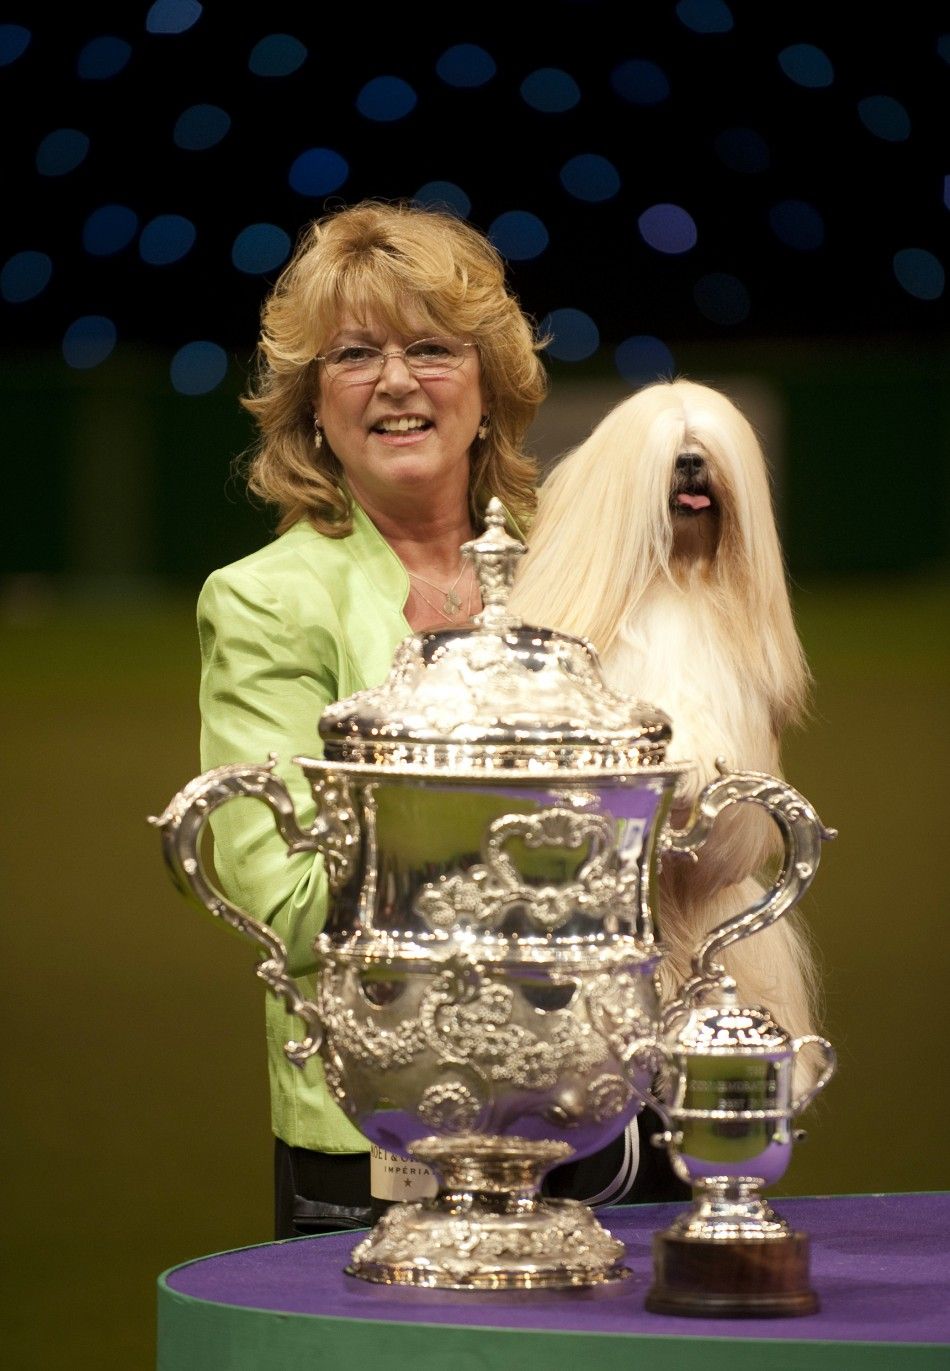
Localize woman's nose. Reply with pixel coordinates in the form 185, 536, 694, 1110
376, 351, 419, 394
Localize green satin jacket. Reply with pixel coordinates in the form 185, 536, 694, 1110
198, 505, 415, 1152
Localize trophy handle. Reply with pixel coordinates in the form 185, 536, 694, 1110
615, 1036, 676, 1135
149, 755, 359, 1066
661, 764, 835, 1024
790, 1034, 837, 1113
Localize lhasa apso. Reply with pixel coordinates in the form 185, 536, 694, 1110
510, 378, 818, 1048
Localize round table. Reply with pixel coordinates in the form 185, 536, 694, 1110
158, 1192, 949, 1369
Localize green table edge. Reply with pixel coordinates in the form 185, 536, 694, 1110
156, 1283, 948, 1371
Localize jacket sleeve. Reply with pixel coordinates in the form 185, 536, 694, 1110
197, 562, 339, 977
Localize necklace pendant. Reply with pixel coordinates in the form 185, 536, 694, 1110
443, 590, 462, 615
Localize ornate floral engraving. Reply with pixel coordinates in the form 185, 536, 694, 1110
316, 965, 428, 1072
414, 807, 639, 934
586, 971, 656, 1044
417, 1080, 485, 1132
349, 1196, 626, 1285
424, 968, 606, 1090
316, 955, 613, 1095
587, 1073, 633, 1123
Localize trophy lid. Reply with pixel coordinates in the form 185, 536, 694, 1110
674, 1003, 790, 1055
319, 499, 672, 772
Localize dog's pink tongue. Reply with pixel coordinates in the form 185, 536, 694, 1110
677, 493, 711, 510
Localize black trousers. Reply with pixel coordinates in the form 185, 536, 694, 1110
274, 1107, 689, 1239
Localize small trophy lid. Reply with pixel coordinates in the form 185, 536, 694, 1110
675, 1003, 790, 1055
319, 499, 672, 772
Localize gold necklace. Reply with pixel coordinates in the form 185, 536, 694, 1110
407, 559, 469, 616
409, 564, 478, 622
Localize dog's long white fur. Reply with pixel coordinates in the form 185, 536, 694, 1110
510, 379, 819, 1056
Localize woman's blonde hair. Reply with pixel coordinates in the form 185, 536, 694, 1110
242, 200, 547, 535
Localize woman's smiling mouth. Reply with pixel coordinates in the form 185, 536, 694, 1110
373, 416, 432, 433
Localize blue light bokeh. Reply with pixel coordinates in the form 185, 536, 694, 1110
858, 95, 911, 142
1, 251, 52, 304
77, 36, 131, 80
893, 248, 944, 301
356, 76, 417, 122
778, 43, 834, 88
139, 215, 197, 266
170, 341, 229, 395
436, 44, 495, 88
614, 335, 676, 385
146, 1, 203, 35
83, 205, 139, 256
560, 154, 620, 203
413, 182, 472, 217
173, 104, 231, 151
0, 23, 30, 66
542, 308, 600, 362
488, 211, 550, 261
639, 204, 698, 254
62, 316, 117, 369
610, 59, 670, 105
2, 8, 941, 382
231, 224, 291, 275
676, 0, 734, 35
288, 148, 349, 197
36, 129, 90, 177
248, 34, 307, 77
769, 199, 825, 251
520, 68, 581, 113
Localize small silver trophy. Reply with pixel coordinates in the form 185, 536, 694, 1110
639, 916, 836, 1315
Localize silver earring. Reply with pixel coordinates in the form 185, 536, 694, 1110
477, 415, 490, 440
313, 416, 323, 450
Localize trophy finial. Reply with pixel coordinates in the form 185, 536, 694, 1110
462, 496, 526, 632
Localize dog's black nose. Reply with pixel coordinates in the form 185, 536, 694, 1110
675, 453, 705, 477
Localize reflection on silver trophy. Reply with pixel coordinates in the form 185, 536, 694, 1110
153, 501, 834, 1290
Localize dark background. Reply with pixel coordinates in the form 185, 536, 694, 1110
3, 2, 947, 350
2, 0, 947, 582
1, 4, 947, 1366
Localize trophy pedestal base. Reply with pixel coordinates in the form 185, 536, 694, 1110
346, 1135, 630, 1290
645, 1231, 818, 1317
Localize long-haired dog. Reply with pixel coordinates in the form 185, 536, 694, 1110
510, 378, 818, 1056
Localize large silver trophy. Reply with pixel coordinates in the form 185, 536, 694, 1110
154, 501, 832, 1290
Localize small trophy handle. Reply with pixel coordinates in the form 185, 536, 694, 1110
790, 1034, 837, 1114
661, 764, 835, 1022
149, 756, 359, 1066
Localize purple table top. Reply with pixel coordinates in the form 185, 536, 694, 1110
164, 1192, 950, 1346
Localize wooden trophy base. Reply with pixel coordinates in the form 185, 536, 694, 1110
645, 1230, 818, 1318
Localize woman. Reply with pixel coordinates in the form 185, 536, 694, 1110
199, 200, 546, 1238
199, 201, 685, 1239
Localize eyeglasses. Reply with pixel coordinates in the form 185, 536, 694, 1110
316, 336, 475, 383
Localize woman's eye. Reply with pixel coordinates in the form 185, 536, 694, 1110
408, 339, 451, 359
335, 346, 378, 364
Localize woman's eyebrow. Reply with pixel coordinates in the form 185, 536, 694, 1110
326, 327, 380, 345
